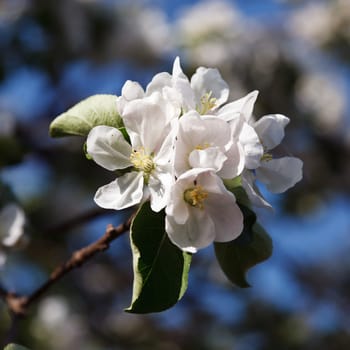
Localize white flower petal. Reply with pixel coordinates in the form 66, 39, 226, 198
154, 118, 178, 166
241, 171, 273, 210
161, 86, 183, 111
191, 67, 229, 108
188, 147, 227, 172
94, 172, 144, 210
179, 113, 230, 149
166, 208, 215, 253
166, 197, 189, 226
146, 72, 172, 95
121, 80, 145, 100
196, 172, 243, 242
239, 123, 264, 169
147, 57, 195, 111
174, 79, 196, 111
174, 112, 231, 175
207, 193, 243, 242
256, 157, 303, 193
122, 92, 176, 152
87, 126, 132, 171
148, 170, 174, 212
117, 80, 145, 115
254, 114, 290, 150
171, 58, 196, 111
172, 56, 188, 80
218, 90, 259, 122
0, 204, 26, 247
218, 141, 245, 179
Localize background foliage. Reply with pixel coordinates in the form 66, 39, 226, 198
1, 0, 350, 349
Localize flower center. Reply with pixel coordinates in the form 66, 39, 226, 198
261, 153, 273, 162
183, 185, 208, 209
194, 142, 211, 150
197, 91, 217, 115
130, 148, 155, 175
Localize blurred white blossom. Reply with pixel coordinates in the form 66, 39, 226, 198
38, 296, 70, 329
33, 296, 91, 349
114, 5, 172, 57
289, 3, 335, 46
295, 73, 346, 132
289, 1, 350, 47
175, 0, 243, 66
0, 203, 26, 267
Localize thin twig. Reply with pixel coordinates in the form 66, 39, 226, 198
0, 215, 133, 316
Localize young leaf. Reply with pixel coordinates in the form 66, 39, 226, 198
49, 94, 123, 137
214, 205, 273, 288
127, 201, 192, 313
224, 176, 251, 208
4, 344, 31, 350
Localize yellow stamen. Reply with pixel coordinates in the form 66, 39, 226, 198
194, 142, 211, 150
183, 185, 208, 209
197, 91, 217, 115
130, 148, 155, 175
261, 153, 273, 162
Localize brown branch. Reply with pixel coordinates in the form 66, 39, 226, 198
1, 216, 133, 316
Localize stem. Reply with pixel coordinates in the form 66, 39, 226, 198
0, 215, 133, 316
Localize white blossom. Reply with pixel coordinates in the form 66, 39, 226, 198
147, 57, 229, 114
87, 92, 178, 212
87, 57, 303, 238
174, 110, 243, 179
217, 90, 264, 169
165, 169, 243, 253
117, 57, 229, 118
254, 114, 303, 194
217, 91, 302, 206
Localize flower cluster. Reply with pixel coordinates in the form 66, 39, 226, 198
86, 58, 303, 253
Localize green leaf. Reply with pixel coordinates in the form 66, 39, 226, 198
49, 94, 123, 137
214, 206, 273, 288
127, 202, 192, 313
224, 176, 251, 208
4, 344, 31, 350
82, 142, 93, 160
